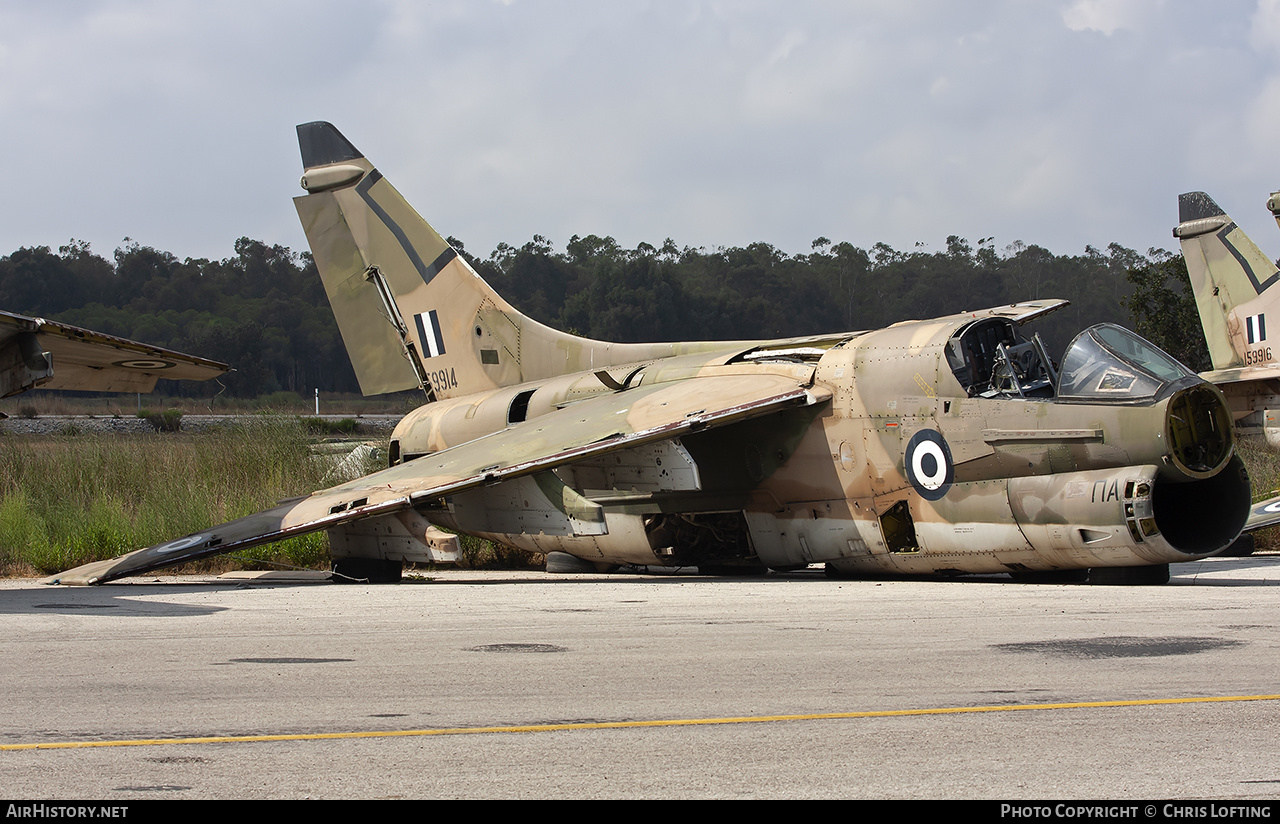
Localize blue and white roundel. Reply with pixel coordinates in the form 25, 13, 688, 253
905, 429, 954, 501
154, 535, 207, 555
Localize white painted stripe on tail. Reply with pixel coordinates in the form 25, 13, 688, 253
415, 310, 446, 358
1247, 313, 1267, 345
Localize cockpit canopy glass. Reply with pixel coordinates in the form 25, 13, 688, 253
1057, 324, 1194, 400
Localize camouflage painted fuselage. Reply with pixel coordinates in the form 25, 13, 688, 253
390, 306, 1245, 576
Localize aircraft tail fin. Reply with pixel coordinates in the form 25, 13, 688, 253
1174, 192, 1280, 371
293, 122, 713, 401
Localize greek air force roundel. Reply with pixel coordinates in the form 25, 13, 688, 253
154, 535, 207, 555
905, 429, 954, 501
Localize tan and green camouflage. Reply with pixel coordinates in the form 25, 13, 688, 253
51, 123, 1254, 585
1176, 191, 1280, 439
0, 309, 227, 397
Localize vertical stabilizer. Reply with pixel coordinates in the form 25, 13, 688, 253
1174, 191, 1280, 371
293, 122, 738, 400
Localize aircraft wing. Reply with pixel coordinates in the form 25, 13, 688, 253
1245, 494, 1280, 533
1201, 364, 1280, 386
0, 310, 228, 396
51, 372, 831, 584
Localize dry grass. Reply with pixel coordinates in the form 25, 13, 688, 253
0, 417, 344, 576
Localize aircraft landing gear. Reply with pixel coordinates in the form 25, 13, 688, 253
332, 558, 403, 583
545, 551, 617, 574
1088, 564, 1170, 585
1008, 569, 1089, 584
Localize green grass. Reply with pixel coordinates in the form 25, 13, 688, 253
0, 417, 338, 576
1237, 437, 1280, 552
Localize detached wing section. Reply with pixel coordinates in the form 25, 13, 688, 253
52, 373, 830, 584
0, 310, 228, 396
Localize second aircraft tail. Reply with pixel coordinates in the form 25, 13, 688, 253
1174, 191, 1280, 372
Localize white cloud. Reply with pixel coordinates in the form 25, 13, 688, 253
1250, 0, 1280, 52
1061, 0, 1164, 36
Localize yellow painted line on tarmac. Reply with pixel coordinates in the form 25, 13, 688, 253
5, 694, 1280, 751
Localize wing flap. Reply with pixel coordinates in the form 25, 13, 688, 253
51, 373, 830, 584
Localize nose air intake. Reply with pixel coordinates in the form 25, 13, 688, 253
1165, 383, 1233, 478
1156, 383, 1245, 555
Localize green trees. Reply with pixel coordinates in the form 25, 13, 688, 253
1121, 250, 1211, 372
0, 231, 1208, 399
0, 239, 358, 398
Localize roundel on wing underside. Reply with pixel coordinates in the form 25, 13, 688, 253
904, 429, 954, 501
112, 359, 176, 370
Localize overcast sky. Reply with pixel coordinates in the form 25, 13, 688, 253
5, 0, 1280, 266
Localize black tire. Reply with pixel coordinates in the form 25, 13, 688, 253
1088, 564, 1170, 586
824, 563, 858, 579
1220, 534, 1256, 557
1009, 569, 1089, 584
698, 564, 767, 576
332, 558, 402, 583
545, 551, 611, 574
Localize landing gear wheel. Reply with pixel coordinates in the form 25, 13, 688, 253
332, 558, 402, 583
1009, 569, 1089, 584
698, 564, 767, 576
1088, 564, 1170, 586
545, 551, 616, 574
1220, 534, 1256, 557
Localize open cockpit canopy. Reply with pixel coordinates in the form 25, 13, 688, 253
948, 319, 1196, 403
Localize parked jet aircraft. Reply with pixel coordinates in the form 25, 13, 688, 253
0, 309, 227, 397
52, 122, 1253, 587
1175, 191, 1280, 444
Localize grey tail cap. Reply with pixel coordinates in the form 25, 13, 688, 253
297, 122, 363, 169
1179, 191, 1227, 223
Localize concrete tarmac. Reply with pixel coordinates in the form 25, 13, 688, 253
2, 557, 1279, 800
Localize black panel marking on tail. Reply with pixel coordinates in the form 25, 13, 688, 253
1218, 222, 1280, 295
356, 169, 444, 287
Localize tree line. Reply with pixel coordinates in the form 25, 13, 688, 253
0, 233, 1205, 398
